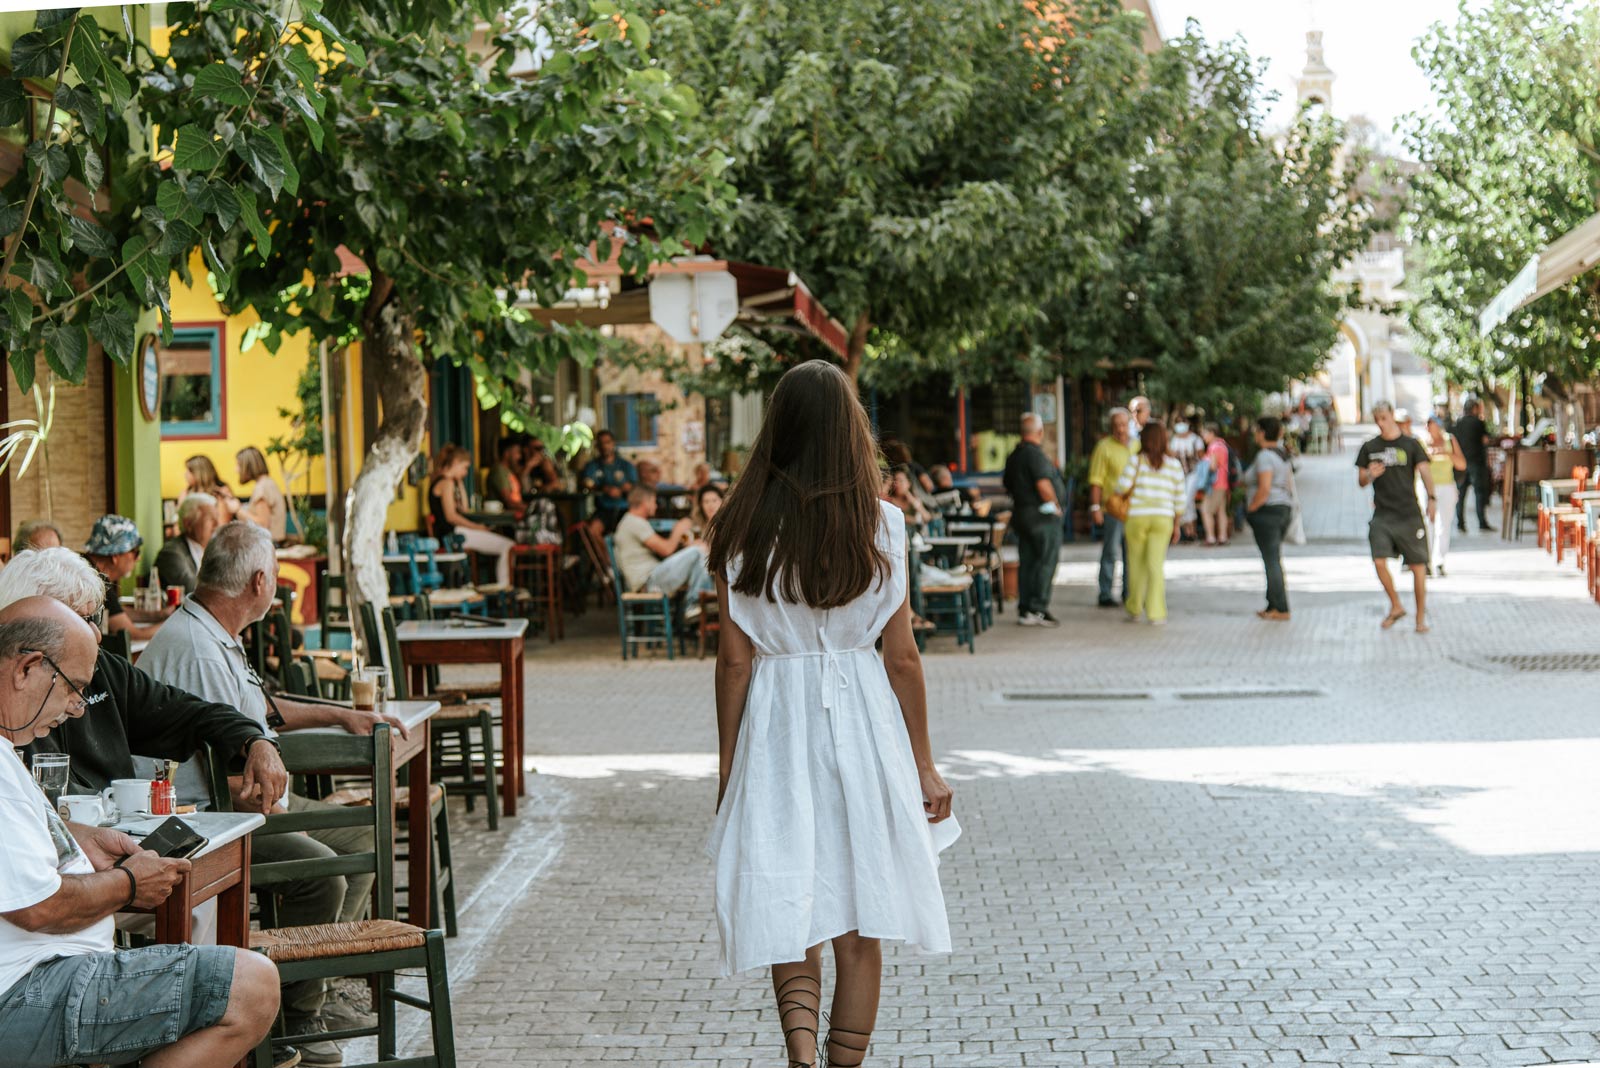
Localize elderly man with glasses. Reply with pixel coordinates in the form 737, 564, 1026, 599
137, 522, 407, 1067
0, 596, 281, 1068
0, 549, 288, 811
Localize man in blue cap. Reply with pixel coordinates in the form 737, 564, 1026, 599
82, 515, 169, 642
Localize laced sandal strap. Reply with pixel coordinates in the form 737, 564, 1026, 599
776, 975, 821, 1068
824, 1023, 873, 1068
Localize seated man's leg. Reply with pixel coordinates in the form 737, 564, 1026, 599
644, 546, 712, 598
0, 944, 273, 1068
251, 798, 349, 1032
288, 792, 377, 925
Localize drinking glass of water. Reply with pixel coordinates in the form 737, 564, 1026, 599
31, 752, 70, 808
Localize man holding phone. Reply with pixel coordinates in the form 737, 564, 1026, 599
1357, 401, 1437, 633
0, 598, 279, 1068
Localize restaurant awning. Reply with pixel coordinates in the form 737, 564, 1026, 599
1479, 209, 1600, 336
521, 257, 851, 360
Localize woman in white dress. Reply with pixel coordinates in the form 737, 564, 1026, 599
705, 360, 960, 1068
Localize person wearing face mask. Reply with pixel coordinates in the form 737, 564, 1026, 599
1169, 420, 1205, 542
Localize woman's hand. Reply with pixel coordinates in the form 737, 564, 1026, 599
919, 765, 953, 823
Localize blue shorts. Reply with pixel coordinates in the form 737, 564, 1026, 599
0, 943, 236, 1066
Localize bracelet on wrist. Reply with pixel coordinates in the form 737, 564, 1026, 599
118, 865, 136, 909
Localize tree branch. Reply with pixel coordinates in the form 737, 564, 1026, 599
0, 13, 81, 287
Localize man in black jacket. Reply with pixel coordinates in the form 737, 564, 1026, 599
152, 493, 221, 596
0, 548, 287, 810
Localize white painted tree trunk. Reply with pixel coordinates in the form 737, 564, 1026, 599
344, 276, 427, 662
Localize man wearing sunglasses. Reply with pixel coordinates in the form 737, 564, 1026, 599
0, 597, 281, 1067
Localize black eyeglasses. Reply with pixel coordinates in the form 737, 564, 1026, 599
21, 648, 89, 714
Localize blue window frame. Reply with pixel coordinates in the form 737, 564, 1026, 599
158, 325, 226, 439
604, 392, 658, 447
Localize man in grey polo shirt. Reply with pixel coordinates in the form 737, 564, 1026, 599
138, 523, 406, 1066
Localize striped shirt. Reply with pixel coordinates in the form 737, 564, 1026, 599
1113, 453, 1187, 518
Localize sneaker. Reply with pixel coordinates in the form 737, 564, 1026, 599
294, 1039, 343, 1068
1037, 612, 1061, 628
274, 1047, 303, 1068
1149, 618, 1168, 627
684, 603, 703, 623
1096, 596, 1118, 608
1018, 612, 1043, 627
1436, 566, 1447, 578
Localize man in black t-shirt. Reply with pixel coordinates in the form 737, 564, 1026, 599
1452, 398, 1493, 532
1003, 414, 1068, 626
1357, 401, 1438, 633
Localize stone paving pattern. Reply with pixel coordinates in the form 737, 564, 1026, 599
395, 437, 1600, 1067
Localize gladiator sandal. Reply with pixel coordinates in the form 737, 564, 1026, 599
824, 1022, 873, 1068
776, 974, 822, 1068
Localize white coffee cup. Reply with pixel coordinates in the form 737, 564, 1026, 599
58, 794, 110, 824
483, 500, 504, 514
108, 778, 151, 817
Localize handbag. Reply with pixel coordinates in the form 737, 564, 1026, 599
1106, 457, 1140, 523
1284, 451, 1307, 546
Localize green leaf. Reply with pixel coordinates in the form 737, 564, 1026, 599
0, 203, 23, 238
9, 348, 35, 393
98, 53, 132, 112
439, 108, 465, 146
161, 218, 201, 258
284, 88, 323, 150
66, 215, 116, 257
629, 15, 651, 53
80, 143, 104, 190
42, 321, 88, 383
188, 176, 240, 230
193, 63, 252, 107
234, 185, 271, 260
202, 232, 233, 290
34, 9, 74, 28
236, 131, 288, 199
590, 0, 620, 15
88, 299, 136, 363
22, 250, 62, 296
67, 21, 104, 84
281, 44, 325, 111
24, 141, 69, 185
261, 125, 299, 197
6, 289, 36, 349
172, 124, 224, 171
11, 32, 59, 79
0, 81, 26, 128
300, 9, 366, 66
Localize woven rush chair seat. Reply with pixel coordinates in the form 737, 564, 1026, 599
325, 783, 445, 810
923, 580, 973, 594
621, 590, 666, 602
433, 703, 494, 724
427, 587, 484, 606
251, 919, 426, 964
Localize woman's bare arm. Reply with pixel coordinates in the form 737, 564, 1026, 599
713, 575, 754, 810
881, 589, 953, 822
438, 479, 487, 532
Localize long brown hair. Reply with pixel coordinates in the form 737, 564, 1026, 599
706, 360, 887, 608
431, 443, 470, 479
1140, 421, 1170, 468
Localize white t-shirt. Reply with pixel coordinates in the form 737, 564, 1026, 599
0, 746, 112, 994
613, 513, 660, 592
249, 477, 288, 541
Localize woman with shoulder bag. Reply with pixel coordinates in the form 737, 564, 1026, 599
1244, 416, 1296, 621
1110, 422, 1186, 625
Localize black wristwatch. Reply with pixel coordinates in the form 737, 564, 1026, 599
245, 735, 281, 757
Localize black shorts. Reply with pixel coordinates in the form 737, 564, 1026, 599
1369, 512, 1428, 566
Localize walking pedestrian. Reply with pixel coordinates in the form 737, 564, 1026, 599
1112, 422, 1185, 625
1198, 424, 1231, 545
1087, 408, 1133, 608
705, 360, 959, 1068
1003, 414, 1067, 626
1128, 396, 1152, 444
1244, 416, 1295, 621
1423, 415, 1465, 577
1357, 401, 1437, 633
1453, 398, 1494, 533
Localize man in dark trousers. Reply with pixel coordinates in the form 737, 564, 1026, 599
1358, 401, 1438, 634
1453, 397, 1493, 533
1003, 413, 1067, 628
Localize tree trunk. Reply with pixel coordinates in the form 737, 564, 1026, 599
344, 268, 427, 663
842, 310, 871, 387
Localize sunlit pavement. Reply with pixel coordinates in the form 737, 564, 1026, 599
412, 441, 1600, 1067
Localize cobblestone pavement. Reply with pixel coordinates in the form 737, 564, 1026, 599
389, 440, 1600, 1067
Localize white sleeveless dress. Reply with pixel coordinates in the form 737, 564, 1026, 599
707, 499, 961, 975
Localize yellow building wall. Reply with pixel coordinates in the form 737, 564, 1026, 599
157, 255, 325, 504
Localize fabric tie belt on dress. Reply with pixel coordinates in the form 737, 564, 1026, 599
757, 647, 877, 711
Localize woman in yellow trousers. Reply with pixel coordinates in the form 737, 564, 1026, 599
1111, 422, 1188, 625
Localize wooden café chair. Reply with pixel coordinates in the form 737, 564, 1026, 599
209, 726, 458, 1067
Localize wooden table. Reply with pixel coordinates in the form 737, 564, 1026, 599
396, 619, 527, 817
301, 699, 440, 928
117, 811, 264, 945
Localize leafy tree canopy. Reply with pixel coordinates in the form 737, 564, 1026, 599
1402, 0, 1600, 389
650, 0, 1156, 383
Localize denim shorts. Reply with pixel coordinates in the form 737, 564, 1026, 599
0, 943, 236, 1066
